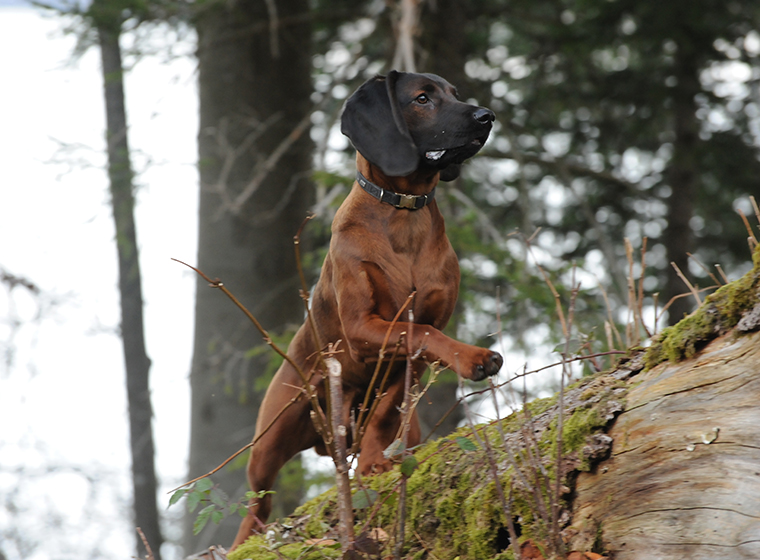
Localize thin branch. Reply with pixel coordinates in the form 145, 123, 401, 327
351, 292, 415, 454
394, 306, 416, 560
480, 148, 640, 195
136, 528, 155, 560
687, 252, 723, 287
525, 238, 568, 338
670, 261, 702, 306
446, 186, 506, 245
228, 109, 314, 215
263, 0, 280, 58
171, 258, 331, 460
325, 354, 355, 551
638, 237, 651, 338
737, 208, 758, 251
714, 264, 729, 285
751, 196, 760, 226
169, 387, 306, 493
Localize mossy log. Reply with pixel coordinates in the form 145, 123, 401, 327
569, 329, 760, 559
567, 247, 760, 558
227, 249, 760, 560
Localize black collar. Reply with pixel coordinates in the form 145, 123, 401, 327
356, 171, 436, 210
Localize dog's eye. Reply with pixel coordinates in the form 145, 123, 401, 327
415, 94, 429, 104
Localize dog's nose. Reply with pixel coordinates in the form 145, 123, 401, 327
474, 107, 495, 124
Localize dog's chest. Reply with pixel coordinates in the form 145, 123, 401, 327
378, 245, 459, 329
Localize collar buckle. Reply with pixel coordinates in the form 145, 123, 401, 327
396, 194, 417, 209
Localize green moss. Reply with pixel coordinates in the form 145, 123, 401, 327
562, 407, 604, 453
232, 366, 629, 559
644, 245, 760, 369
228, 534, 343, 560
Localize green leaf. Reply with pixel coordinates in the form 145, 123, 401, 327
193, 505, 216, 535
211, 510, 225, 525
186, 491, 202, 513
455, 436, 478, 452
168, 489, 187, 508
351, 489, 378, 510
400, 455, 418, 477
383, 438, 405, 460
209, 489, 227, 508
238, 504, 249, 518
195, 477, 214, 493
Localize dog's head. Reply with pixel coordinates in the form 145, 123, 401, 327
341, 71, 495, 181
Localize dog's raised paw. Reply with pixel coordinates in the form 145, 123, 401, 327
472, 351, 503, 381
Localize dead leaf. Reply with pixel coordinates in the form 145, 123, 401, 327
520, 539, 546, 560
567, 552, 607, 560
369, 527, 389, 543
304, 538, 337, 547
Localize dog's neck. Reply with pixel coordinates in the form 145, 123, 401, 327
356, 153, 438, 197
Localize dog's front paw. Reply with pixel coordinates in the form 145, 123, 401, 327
471, 350, 503, 381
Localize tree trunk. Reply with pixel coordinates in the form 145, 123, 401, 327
186, 0, 313, 550
97, 21, 163, 560
663, 38, 701, 326
571, 328, 760, 558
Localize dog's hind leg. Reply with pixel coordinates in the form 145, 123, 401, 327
356, 373, 421, 476
231, 363, 320, 549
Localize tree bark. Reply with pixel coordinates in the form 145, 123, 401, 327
97, 21, 163, 560
571, 328, 760, 558
186, 0, 313, 550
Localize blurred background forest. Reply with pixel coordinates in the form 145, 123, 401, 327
1, 0, 759, 558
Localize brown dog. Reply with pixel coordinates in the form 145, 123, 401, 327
231, 71, 502, 549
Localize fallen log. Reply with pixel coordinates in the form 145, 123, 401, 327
570, 308, 760, 557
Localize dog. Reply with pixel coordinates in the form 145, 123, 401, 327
231, 70, 502, 549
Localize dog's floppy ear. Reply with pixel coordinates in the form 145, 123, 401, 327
439, 164, 461, 182
340, 71, 419, 177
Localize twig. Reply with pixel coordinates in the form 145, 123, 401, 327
480, 148, 640, 195
352, 292, 416, 454
687, 252, 723, 287
413, 530, 441, 560
638, 237, 651, 338
624, 239, 639, 347
394, 307, 416, 560
670, 261, 702, 306
484, 426, 523, 559
551, 269, 578, 558
652, 292, 660, 337
229, 109, 314, 216
737, 208, 758, 250
169, 388, 306, 493
263, 0, 279, 58
293, 215, 335, 455
136, 527, 155, 560
170, 258, 330, 486
714, 264, 729, 285
750, 196, 760, 226
421, 350, 627, 446
325, 354, 355, 551
524, 238, 568, 338
657, 285, 718, 325
596, 279, 624, 350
